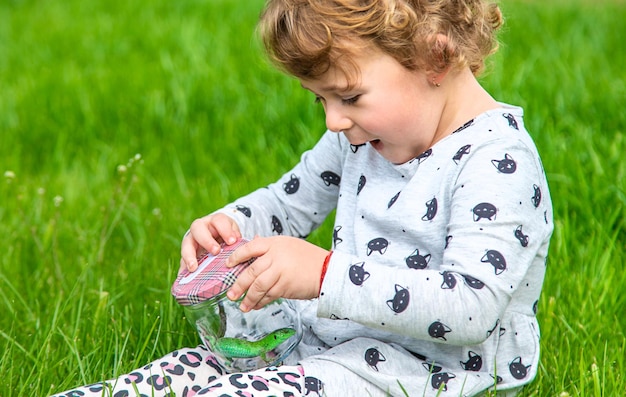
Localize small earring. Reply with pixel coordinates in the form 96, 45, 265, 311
433, 79, 441, 87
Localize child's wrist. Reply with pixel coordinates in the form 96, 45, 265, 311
319, 251, 333, 296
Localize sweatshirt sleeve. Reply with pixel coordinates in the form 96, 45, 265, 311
214, 130, 345, 240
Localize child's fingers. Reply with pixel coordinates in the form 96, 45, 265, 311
210, 214, 242, 246
226, 256, 265, 301
180, 218, 220, 272
227, 254, 273, 311
180, 214, 242, 273
251, 285, 282, 311
180, 233, 203, 272
179, 257, 188, 271
187, 218, 222, 254
226, 236, 265, 268
237, 274, 278, 313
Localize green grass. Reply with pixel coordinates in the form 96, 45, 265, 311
0, 0, 624, 395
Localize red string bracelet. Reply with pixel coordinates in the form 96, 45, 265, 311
319, 251, 333, 296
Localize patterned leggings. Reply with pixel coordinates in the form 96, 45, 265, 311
50, 345, 324, 397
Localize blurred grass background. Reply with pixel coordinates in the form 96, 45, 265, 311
0, 0, 624, 395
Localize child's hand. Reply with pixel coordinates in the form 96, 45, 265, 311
180, 213, 242, 272
225, 236, 329, 312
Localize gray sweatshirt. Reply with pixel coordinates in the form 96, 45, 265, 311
216, 104, 553, 396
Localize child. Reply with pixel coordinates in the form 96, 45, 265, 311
53, 0, 553, 396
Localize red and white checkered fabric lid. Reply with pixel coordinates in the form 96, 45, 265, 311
171, 239, 253, 306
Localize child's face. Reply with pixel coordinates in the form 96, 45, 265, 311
301, 48, 447, 164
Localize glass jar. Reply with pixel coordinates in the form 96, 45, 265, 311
184, 291, 302, 372
172, 239, 302, 372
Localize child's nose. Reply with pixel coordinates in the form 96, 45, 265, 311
325, 105, 353, 133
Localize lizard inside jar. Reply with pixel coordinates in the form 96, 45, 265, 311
172, 238, 303, 372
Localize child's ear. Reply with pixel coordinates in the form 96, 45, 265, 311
430, 32, 453, 75
427, 67, 450, 88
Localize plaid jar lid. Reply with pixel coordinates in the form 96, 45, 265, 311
171, 238, 253, 306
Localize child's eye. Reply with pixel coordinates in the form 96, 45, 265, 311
314, 96, 324, 104
342, 95, 360, 105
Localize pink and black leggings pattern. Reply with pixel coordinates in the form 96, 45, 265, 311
51, 345, 324, 397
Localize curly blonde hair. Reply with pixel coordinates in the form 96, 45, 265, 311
258, 0, 503, 84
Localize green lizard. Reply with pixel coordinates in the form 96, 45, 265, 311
213, 327, 296, 359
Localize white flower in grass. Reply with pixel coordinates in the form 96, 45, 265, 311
127, 153, 143, 168
117, 164, 128, 174
4, 170, 15, 180
53, 195, 64, 207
